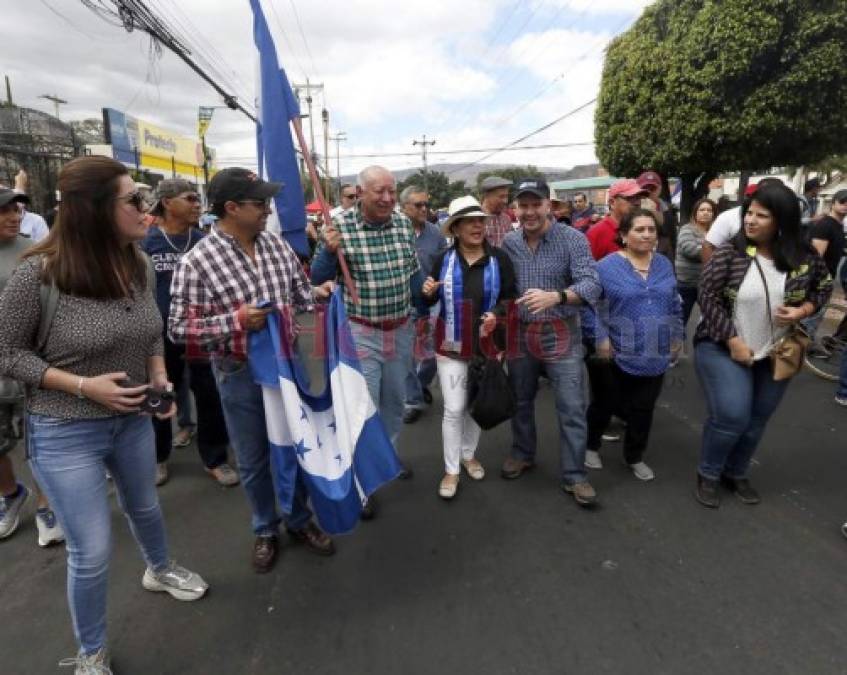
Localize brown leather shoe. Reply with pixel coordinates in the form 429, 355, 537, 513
500, 457, 535, 480
287, 522, 336, 556
252, 535, 279, 574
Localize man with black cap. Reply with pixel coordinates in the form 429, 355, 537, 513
501, 178, 602, 507
169, 168, 336, 573
141, 179, 238, 488
0, 188, 64, 547
479, 175, 514, 247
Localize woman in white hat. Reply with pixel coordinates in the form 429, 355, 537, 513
422, 196, 518, 499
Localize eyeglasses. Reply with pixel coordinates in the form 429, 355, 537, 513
411, 201, 429, 209
342, 193, 357, 200
117, 191, 146, 212
178, 194, 202, 203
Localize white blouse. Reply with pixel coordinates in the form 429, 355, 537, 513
733, 256, 788, 360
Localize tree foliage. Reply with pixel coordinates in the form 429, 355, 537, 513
594, 0, 847, 218
396, 170, 467, 208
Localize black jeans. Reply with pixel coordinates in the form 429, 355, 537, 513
154, 337, 229, 468
678, 284, 698, 339
586, 360, 664, 464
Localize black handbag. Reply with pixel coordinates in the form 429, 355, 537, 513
467, 355, 516, 430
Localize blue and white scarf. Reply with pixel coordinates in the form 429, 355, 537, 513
439, 249, 501, 353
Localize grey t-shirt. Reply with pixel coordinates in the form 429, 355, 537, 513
0, 235, 33, 292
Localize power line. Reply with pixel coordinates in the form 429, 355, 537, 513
288, 0, 319, 79
218, 140, 595, 162
445, 98, 597, 175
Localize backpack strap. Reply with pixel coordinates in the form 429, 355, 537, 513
37, 282, 59, 354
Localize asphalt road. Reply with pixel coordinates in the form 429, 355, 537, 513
3, 350, 847, 674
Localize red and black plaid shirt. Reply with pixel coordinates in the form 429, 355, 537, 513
168, 227, 313, 356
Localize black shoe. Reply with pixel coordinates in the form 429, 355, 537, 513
403, 408, 422, 424
422, 387, 433, 405
398, 464, 414, 480
360, 495, 378, 521
720, 476, 761, 505
695, 475, 720, 508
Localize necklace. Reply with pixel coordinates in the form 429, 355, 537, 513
160, 227, 192, 254
624, 250, 652, 274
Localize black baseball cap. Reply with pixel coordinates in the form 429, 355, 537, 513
0, 188, 30, 208
207, 167, 282, 205
514, 178, 550, 199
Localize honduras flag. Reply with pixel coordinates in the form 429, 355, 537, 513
249, 0, 309, 258
249, 291, 402, 534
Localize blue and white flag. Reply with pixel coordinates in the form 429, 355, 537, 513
249, 291, 402, 534
249, 0, 309, 257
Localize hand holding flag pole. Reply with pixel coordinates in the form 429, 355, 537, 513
292, 117, 359, 306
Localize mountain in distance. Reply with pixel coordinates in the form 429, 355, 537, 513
341, 162, 603, 186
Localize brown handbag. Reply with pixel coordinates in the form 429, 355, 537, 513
753, 258, 810, 381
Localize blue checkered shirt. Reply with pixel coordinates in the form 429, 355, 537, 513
502, 223, 600, 323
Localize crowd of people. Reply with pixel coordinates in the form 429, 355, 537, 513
0, 156, 842, 674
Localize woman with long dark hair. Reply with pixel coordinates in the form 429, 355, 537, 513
0, 156, 207, 673
693, 182, 831, 508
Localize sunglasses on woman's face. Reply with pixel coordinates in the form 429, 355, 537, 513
178, 194, 202, 203
117, 191, 146, 212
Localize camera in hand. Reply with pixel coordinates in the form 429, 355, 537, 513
118, 378, 175, 414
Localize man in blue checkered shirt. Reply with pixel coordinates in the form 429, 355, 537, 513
501, 178, 602, 507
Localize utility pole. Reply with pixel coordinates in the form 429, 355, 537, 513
322, 108, 330, 201
292, 79, 324, 179
329, 131, 347, 200
412, 134, 436, 194
4, 76, 12, 106
39, 93, 67, 119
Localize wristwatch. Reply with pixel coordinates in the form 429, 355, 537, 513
560, 290, 569, 305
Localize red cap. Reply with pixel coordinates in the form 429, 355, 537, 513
609, 179, 647, 200
744, 183, 758, 197
636, 171, 662, 189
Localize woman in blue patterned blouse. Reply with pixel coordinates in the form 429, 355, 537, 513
584, 208, 683, 481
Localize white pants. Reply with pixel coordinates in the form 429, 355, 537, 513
436, 355, 481, 475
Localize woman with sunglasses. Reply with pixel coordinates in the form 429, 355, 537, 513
693, 182, 831, 508
0, 156, 207, 674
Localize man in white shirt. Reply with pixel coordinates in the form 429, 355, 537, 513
19, 208, 49, 242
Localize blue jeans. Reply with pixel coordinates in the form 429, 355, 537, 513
350, 320, 414, 448
405, 310, 438, 410
694, 340, 789, 480
212, 356, 311, 535
508, 322, 588, 484
27, 413, 169, 655
837, 349, 847, 398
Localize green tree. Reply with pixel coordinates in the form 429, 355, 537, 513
475, 165, 542, 193
594, 0, 847, 220
397, 170, 466, 209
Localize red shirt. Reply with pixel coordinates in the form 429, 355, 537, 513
586, 215, 620, 261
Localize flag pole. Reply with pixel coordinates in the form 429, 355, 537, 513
292, 116, 359, 305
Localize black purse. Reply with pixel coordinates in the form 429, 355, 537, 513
467, 355, 516, 430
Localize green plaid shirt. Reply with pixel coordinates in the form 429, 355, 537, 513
318, 206, 420, 322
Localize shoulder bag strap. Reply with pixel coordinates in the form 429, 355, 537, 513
751, 256, 776, 343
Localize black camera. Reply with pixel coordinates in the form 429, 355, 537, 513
118, 378, 175, 414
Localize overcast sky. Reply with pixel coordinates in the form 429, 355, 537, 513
7, 0, 653, 177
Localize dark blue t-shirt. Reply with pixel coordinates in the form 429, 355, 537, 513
140, 226, 205, 322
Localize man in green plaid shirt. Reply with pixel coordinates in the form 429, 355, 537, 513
312, 166, 422, 518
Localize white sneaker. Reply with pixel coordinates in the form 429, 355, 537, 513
58, 647, 112, 674
438, 474, 459, 500
0, 483, 31, 539
155, 462, 169, 486
601, 432, 621, 442
142, 560, 208, 601
585, 450, 603, 470
629, 461, 655, 481
36, 507, 65, 547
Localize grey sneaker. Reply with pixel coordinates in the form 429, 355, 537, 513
59, 647, 111, 674
629, 461, 655, 481
206, 463, 240, 487
585, 450, 603, 470
142, 561, 208, 601
0, 483, 31, 539
155, 462, 169, 487
36, 507, 65, 547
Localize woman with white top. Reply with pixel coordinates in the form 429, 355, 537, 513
693, 183, 831, 508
